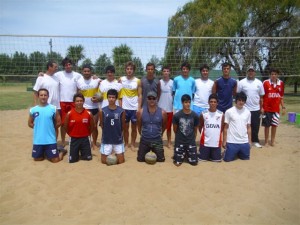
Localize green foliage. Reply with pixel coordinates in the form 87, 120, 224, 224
66, 45, 85, 68
132, 57, 144, 77
94, 53, 112, 76
112, 44, 133, 76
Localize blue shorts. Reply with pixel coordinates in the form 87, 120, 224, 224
32, 143, 58, 159
223, 143, 250, 162
125, 110, 137, 123
198, 145, 221, 162
192, 105, 207, 116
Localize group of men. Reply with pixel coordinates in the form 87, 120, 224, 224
28, 58, 286, 166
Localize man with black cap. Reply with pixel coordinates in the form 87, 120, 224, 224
237, 66, 265, 148
136, 91, 167, 163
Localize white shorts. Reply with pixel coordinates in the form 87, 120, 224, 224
100, 144, 125, 155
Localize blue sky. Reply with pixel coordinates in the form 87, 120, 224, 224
0, 0, 190, 36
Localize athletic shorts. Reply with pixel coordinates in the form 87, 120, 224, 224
87, 108, 99, 116
137, 138, 165, 162
198, 145, 222, 162
166, 112, 173, 131
223, 143, 250, 162
173, 144, 198, 166
60, 102, 75, 124
69, 136, 92, 163
100, 143, 125, 155
125, 110, 137, 123
192, 105, 207, 117
262, 112, 280, 127
32, 143, 58, 159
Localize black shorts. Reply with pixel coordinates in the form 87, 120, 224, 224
69, 137, 92, 163
88, 108, 99, 116
173, 144, 198, 166
137, 138, 165, 162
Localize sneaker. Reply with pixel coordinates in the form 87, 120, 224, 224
253, 142, 262, 148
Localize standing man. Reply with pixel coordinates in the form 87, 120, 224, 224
137, 91, 167, 163
76, 64, 101, 151
193, 64, 214, 116
262, 68, 286, 147
119, 61, 142, 150
223, 92, 251, 162
28, 88, 61, 163
55, 57, 82, 147
99, 89, 126, 164
158, 66, 174, 148
237, 66, 265, 148
141, 62, 161, 108
173, 62, 195, 113
212, 62, 237, 113
64, 93, 95, 163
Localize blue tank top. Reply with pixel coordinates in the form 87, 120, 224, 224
101, 106, 124, 144
215, 76, 237, 113
141, 76, 160, 107
141, 106, 163, 141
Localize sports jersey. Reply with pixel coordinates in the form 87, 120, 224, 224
224, 106, 251, 144
200, 109, 223, 147
119, 76, 140, 110
54, 71, 82, 102
76, 76, 100, 109
158, 79, 173, 113
99, 79, 122, 108
29, 104, 57, 145
215, 76, 237, 113
141, 76, 160, 107
33, 74, 60, 109
193, 78, 214, 108
101, 106, 124, 144
237, 78, 264, 111
173, 75, 195, 110
67, 108, 92, 137
263, 79, 284, 113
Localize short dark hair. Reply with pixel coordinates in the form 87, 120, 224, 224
38, 88, 49, 96
270, 68, 280, 75
73, 93, 85, 102
208, 93, 218, 103
200, 64, 210, 72
46, 61, 56, 70
181, 62, 191, 70
62, 57, 73, 66
235, 92, 247, 103
146, 62, 155, 69
221, 62, 232, 69
181, 94, 191, 103
105, 65, 115, 73
82, 64, 93, 70
107, 89, 118, 99
161, 65, 170, 71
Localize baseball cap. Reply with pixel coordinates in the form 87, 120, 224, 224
247, 66, 255, 71
147, 91, 157, 98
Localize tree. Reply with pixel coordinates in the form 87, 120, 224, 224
46, 51, 63, 67
28, 51, 47, 75
149, 55, 161, 72
79, 58, 93, 71
0, 53, 12, 75
132, 57, 144, 77
112, 44, 133, 75
94, 54, 112, 76
66, 45, 85, 69
11, 51, 29, 76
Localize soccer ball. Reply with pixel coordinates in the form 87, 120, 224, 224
106, 154, 118, 166
145, 151, 157, 164
93, 92, 103, 102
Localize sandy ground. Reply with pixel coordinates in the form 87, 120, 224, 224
0, 109, 299, 225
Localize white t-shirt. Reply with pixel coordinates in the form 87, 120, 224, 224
99, 79, 122, 108
193, 78, 214, 108
55, 71, 82, 102
158, 79, 173, 112
33, 74, 60, 109
237, 78, 265, 111
225, 106, 251, 144
119, 76, 140, 110
76, 76, 100, 109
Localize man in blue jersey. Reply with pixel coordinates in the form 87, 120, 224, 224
28, 88, 61, 163
99, 89, 126, 164
137, 91, 167, 163
212, 62, 237, 113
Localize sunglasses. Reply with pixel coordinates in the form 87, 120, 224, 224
147, 97, 156, 100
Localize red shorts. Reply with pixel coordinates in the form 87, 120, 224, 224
60, 102, 75, 124
166, 112, 173, 131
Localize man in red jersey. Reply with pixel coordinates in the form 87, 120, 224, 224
64, 93, 95, 163
262, 68, 286, 147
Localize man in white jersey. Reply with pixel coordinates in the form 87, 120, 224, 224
55, 57, 82, 147
76, 64, 101, 151
193, 64, 214, 116
119, 61, 142, 150
237, 66, 264, 148
158, 66, 173, 148
99, 65, 122, 108
198, 94, 224, 162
